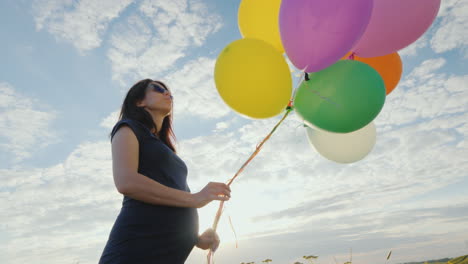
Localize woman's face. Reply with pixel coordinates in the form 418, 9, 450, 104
137, 81, 173, 115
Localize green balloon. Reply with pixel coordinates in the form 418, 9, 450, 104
294, 60, 386, 133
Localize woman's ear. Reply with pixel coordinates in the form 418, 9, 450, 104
136, 100, 145, 107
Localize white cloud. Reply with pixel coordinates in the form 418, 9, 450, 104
437, 0, 460, 17
180, 55, 468, 263
376, 57, 468, 128
139, 0, 222, 47
213, 121, 229, 132
164, 57, 231, 119
6, 1, 467, 263
99, 57, 232, 125
406, 58, 446, 79
107, 0, 222, 86
0, 140, 118, 264
100, 109, 120, 130
0, 82, 58, 164
32, 0, 133, 52
3, 58, 468, 263
431, 0, 468, 56
399, 34, 429, 57
399, 0, 468, 57
186, 119, 468, 263
32, 0, 72, 30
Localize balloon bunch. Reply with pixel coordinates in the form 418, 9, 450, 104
215, 0, 440, 164
209, 0, 440, 262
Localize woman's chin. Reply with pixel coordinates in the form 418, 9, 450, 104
163, 108, 172, 116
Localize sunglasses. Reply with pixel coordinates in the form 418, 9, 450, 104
149, 83, 173, 99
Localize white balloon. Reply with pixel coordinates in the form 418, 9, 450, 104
306, 122, 377, 164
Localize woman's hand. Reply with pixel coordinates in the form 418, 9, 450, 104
192, 182, 231, 208
196, 228, 220, 252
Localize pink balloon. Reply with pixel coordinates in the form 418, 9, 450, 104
353, 0, 441, 57
279, 0, 373, 72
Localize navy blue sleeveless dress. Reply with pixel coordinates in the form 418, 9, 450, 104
99, 119, 199, 264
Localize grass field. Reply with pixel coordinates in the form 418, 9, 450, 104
239, 254, 468, 264
401, 255, 468, 264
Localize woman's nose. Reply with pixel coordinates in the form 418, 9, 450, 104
165, 90, 173, 99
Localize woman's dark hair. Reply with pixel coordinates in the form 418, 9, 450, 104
111, 78, 177, 153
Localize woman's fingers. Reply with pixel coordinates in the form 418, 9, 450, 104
198, 228, 221, 252
211, 182, 231, 190
207, 183, 231, 200
195, 182, 232, 207
210, 194, 229, 201
212, 194, 230, 201
210, 182, 231, 193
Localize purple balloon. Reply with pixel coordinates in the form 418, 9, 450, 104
353, 0, 441, 57
279, 0, 373, 72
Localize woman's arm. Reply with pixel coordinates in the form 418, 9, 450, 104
111, 126, 230, 208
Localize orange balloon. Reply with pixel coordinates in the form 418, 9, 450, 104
342, 52, 402, 95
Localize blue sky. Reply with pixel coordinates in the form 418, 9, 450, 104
1, 0, 467, 264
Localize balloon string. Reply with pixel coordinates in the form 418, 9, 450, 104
227, 214, 238, 248
226, 105, 293, 187
289, 69, 306, 103
207, 104, 294, 264
304, 76, 343, 109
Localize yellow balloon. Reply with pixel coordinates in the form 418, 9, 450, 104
238, 0, 284, 53
214, 38, 292, 119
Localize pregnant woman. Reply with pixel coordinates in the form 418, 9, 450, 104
99, 79, 231, 264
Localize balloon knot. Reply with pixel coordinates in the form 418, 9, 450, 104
304, 72, 310, 81
348, 52, 355, 60
286, 100, 294, 110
